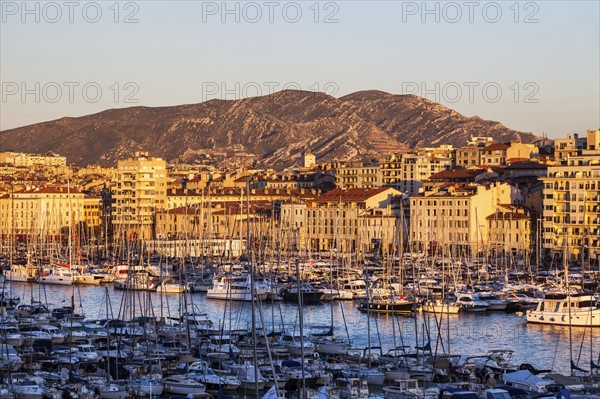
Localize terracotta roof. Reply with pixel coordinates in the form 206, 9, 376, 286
19, 187, 82, 195
160, 200, 274, 215
314, 187, 389, 202
429, 169, 485, 181
486, 210, 530, 220
483, 143, 510, 151
507, 158, 530, 164
505, 161, 547, 170
168, 187, 316, 198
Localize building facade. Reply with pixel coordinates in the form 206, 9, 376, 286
409, 182, 513, 254
334, 161, 382, 189
113, 152, 167, 240
381, 153, 452, 195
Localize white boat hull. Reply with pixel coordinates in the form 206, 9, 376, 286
207, 290, 267, 301
526, 310, 600, 327
39, 276, 73, 285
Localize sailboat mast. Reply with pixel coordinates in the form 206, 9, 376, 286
247, 183, 260, 398
565, 234, 574, 376
295, 256, 306, 393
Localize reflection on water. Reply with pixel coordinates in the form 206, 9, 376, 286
6, 282, 599, 375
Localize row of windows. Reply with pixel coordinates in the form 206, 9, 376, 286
417, 220, 469, 228
416, 199, 470, 207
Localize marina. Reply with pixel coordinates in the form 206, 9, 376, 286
0, 252, 598, 399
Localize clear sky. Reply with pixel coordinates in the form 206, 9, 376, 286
1, 1, 598, 138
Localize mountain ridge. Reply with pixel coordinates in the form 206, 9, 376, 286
0, 90, 540, 167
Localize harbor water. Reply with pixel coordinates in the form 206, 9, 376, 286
6, 281, 599, 376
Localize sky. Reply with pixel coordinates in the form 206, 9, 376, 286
1, 1, 599, 138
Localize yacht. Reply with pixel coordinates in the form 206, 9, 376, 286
420, 298, 460, 314
39, 264, 73, 285
4, 264, 38, 282
207, 273, 268, 301
476, 291, 509, 311
526, 294, 600, 327
40, 325, 66, 343
455, 292, 489, 312
358, 289, 414, 314
113, 273, 157, 291
159, 279, 188, 294
339, 279, 367, 299
73, 268, 104, 285
280, 282, 322, 304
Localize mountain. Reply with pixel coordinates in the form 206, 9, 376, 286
0, 90, 540, 167
340, 90, 540, 148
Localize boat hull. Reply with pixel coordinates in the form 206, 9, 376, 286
526, 310, 600, 327
359, 301, 414, 314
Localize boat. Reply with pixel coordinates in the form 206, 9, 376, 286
341, 366, 385, 385
476, 292, 509, 311
420, 299, 460, 314
311, 326, 351, 356
113, 273, 157, 291
323, 377, 370, 399
129, 377, 164, 397
526, 294, 600, 327
280, 282, 322, 304
339, 279, 368, 300
207, 273, 268, 301
358, 289, 414, 315
0, 345, 23, 371
455, 293, 489, 312
7, 376, 45, 399
0, 325, 24, 347
110, 263, 145, 280
40, 325, 65, 344
74, 344, 99, 361
281, 335, 316, 356
73, 268, 104, 285
227, 362, 267, 391
38, 264, 73, 285
163, 375, 206, 395
382, 379, 439, 399
502, 369, 554, 394
187, 361, 241, 393
4, 264, 38, 282
159, 279, 188, 294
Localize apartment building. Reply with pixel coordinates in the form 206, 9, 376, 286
0, 187, 85, 237
305, 187, 401, 253
380, 153, 452, 195
486, 204, 531, 254
0, 151, 67, 167
409, 182, 513, 254
334, 160, 382, 189
456, 141, 538, 167
279, 202, 307, 250
541, 130, 600, 260
113, 152, 167, 240
155, 201, 273, 240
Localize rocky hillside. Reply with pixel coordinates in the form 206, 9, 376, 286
0, 90, 539, 167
